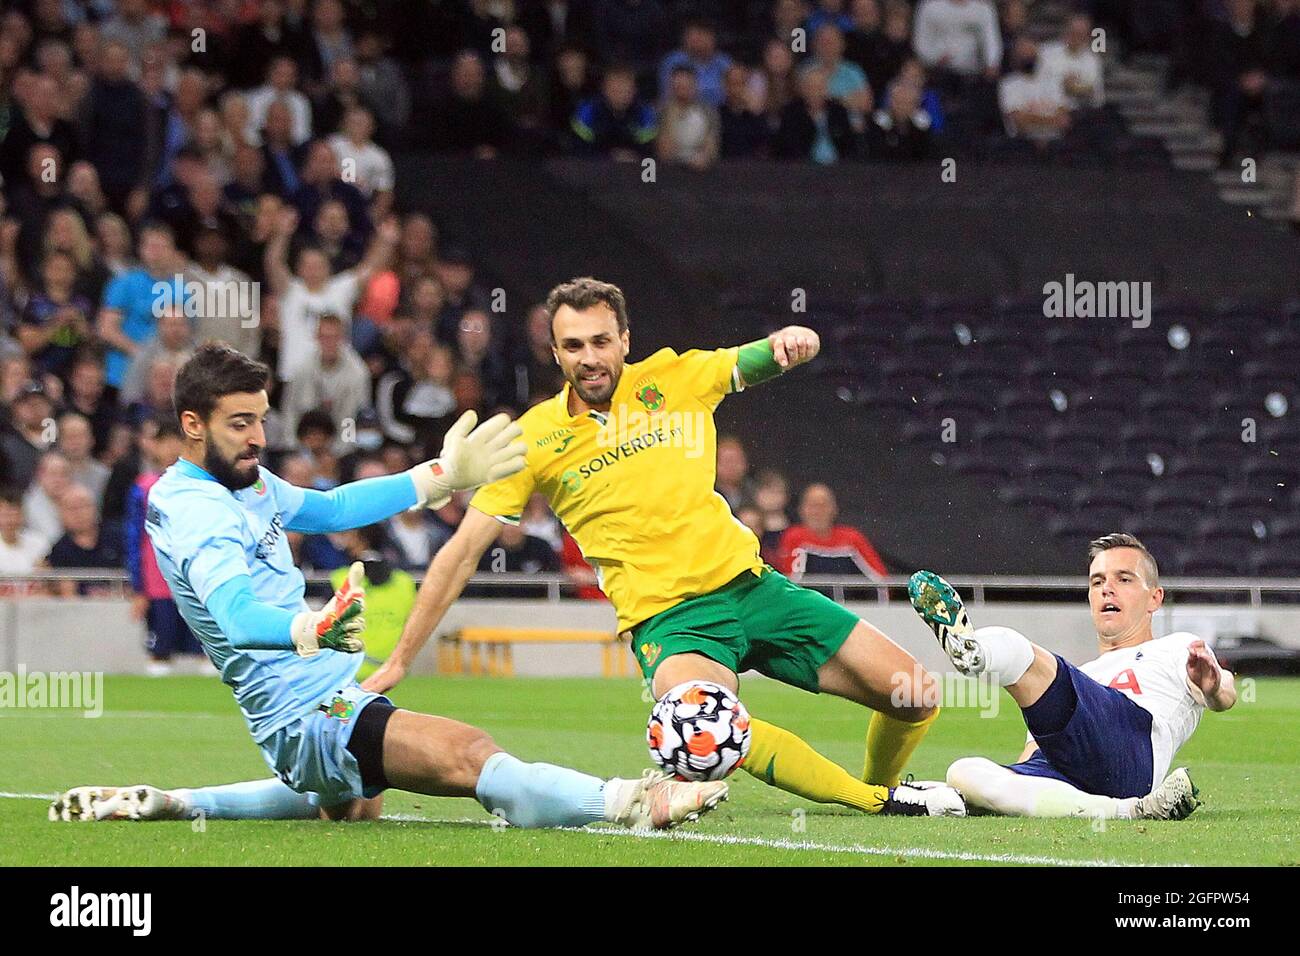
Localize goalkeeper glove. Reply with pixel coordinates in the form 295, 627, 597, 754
291, 561, 366, 657
407, 409, 527, 510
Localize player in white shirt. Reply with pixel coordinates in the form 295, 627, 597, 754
909, 533, 1236, 819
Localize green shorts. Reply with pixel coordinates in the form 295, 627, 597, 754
629, 566, 859, 693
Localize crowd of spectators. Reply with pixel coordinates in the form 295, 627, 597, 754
0, 1, 1041, 672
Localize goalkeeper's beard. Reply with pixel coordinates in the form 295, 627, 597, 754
205, 442, 262, 491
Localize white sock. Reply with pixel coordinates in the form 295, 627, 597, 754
973, 625, 1036, 686
948, 756, 1131, 819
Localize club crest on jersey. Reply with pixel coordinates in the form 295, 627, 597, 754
251, 477, 267, 496
636, 383, 665, 411
639, 642, 662, 667
324, 696, 355, 722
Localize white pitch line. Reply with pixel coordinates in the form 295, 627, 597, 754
378, 813, 1173, 867
3, 795, 1176, 867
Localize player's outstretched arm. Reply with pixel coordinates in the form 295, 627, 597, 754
284, 411, 527, 534
361, 506, 503, 693
735, 326, 820, 388
1187, 639, 1237, 711
206, 563, 369, 657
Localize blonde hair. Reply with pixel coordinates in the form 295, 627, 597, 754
44, 208, 94, 272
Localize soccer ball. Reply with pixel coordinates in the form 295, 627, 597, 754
647, 680, 751, 781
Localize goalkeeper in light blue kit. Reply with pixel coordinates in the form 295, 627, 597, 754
50, 343, 726, 830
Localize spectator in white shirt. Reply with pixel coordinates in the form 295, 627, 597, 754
999, 37, 1071, 142
245, 56, 314, 146
282, 312, 373, 447
54, 412, 110, 505
23, 451, 74, 545
263, 206, 398, 383
0, 486, 50, 588
656, 66, 721, 169
1036, 14, 1104, 109
913, 0, 1002, 79
327, 107, 395, 219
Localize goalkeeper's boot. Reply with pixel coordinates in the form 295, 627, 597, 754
880, 776, 967, 817
908, 570, 985, 676
609, 769, 728, 831
1132, 767, 1200, 821
49, 785, 186, 822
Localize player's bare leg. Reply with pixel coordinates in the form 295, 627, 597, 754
320, 795, 384, 821
650, 650, 964, 816
816, 620, 938, 719
380, 708, 726, 830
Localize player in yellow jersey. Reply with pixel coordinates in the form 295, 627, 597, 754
365, 277, 965, 816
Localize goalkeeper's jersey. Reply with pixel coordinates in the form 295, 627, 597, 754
148, 459, 361, 743
471, 346, 764, 631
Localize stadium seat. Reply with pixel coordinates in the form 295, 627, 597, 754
976, 423, 1042, 460
1218, 486, 1288, 521
1145, 485, 1210, 525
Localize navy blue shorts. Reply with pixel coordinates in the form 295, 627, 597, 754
1006, 655, 1154, 798
146, 599, 203, 659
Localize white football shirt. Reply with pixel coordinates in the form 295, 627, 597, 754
1077, 631, 1213, 787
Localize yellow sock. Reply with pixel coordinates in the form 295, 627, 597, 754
743, 717, 890, 813
862, 707, 941, 786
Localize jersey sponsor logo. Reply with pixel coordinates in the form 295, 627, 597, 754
536, 428, 573, 450
253, 512, 285, 561
636, 382, 665, 411
576, 426, 683, 479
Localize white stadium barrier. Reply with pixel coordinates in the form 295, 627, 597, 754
4, 572, 1300, 678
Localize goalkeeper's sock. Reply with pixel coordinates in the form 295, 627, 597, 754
948, 756, 1134, 818
862, 706, 941, 787
744, 717, 891, 813
174, 778, 321, 820
474, 752, 607, 829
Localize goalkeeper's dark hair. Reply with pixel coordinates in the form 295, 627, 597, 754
148, 410, 183, 441
174, 343, 270, 425
1087, 532, 1159, 587
545, 277, 629, 340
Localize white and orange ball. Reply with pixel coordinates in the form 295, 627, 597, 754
647, 680, 751, 781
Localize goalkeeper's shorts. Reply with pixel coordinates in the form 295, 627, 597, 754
260, 682, 394, 807
629, 566, 858, 694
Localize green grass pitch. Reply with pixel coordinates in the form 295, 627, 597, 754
3, 674, 1297, 866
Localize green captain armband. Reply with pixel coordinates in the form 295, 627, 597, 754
736, 339, 785, 389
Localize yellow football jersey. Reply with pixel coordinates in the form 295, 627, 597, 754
471, 346, 764, 631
